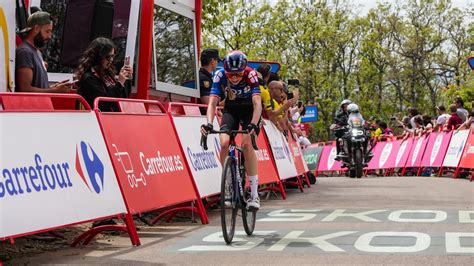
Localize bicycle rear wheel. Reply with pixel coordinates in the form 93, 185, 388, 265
221, 156, 238, 244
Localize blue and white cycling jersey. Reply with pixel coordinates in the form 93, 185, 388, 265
210, 67, 260, 103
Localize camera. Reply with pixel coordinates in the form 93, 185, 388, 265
287, 79, 300, 86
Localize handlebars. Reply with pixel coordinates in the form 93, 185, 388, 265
200, 130, 258, 151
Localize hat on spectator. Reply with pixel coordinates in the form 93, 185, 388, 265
20, 11, 52, 33
200, 48, 220, 61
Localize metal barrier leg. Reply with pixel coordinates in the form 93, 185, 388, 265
303, 172, 311, 188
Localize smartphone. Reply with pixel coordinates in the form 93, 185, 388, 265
124, 56, 130, 66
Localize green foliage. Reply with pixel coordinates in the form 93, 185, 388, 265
201, 0, 473, 141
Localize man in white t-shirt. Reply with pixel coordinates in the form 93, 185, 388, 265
434, 105, 450, 131
455, 97, 469, 123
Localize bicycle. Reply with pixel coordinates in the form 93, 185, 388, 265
201, 129, 258, 244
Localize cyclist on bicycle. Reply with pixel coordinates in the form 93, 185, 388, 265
201, 50, 262, 210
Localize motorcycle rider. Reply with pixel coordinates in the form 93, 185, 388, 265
346, 103, 373, 162
334, 99, 351, 161
347, 103, 365, 126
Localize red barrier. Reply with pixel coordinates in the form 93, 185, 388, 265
253, 127, 287, 199
94, 98, 208, 226
0, 93, 138, 247
367, 139, 401, 171
287, 132, 311, 188
456, 129, 474, 179
417, 131, 453, 176
393, 138, 413, 171
401, 135, 430, 176
316, 142, 343, 174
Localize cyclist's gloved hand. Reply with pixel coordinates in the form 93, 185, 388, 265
247, 123, 258, 135
200, 123, 213, 136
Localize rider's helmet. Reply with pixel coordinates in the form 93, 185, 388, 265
347, 103, 359, 114
340, 99, 352, 107
223, 50, 247, 73
223, 51, 248, 84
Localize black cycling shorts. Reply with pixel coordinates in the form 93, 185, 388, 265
220, 104, 261, 135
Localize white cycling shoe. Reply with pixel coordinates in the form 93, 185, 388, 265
247, 197, 260, 210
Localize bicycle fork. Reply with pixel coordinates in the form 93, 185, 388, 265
231, 148, 244, 205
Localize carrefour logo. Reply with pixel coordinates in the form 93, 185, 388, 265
188, 145, 219, 171
75, 141, 105, 194
0, 154, 73, 199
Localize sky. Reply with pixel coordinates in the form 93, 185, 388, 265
350, 0, 472, 14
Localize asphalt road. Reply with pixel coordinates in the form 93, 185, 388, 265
10, 176, 474, 265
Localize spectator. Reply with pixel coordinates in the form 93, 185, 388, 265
408, 107, 419, 130
75, 37, 132, 111
454, 97, 469, 123
256, 63, 271, 86
267, 72, 280, 84
446, 104, 462, 130
434, 105, 450, 131
267, 80, 292, 131
15, 11, 72, 93
256, 63, 272, 112
198, 48, 219, 105
456, 101, 474, 131
378, 121, 393, 137
298, 131, 312, 149
371, 119, 382, 139
422, 115, 434, 133
413, 115, 425, 135
281, 85, 302, 136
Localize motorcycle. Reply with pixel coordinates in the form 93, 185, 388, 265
332, 116, 373, 178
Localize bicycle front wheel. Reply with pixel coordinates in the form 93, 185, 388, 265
221, 156, 237, 244
242, 188, 257, 236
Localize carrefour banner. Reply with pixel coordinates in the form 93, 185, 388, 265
303, 145, 324, 171
262, 119, 298, 179
172, 116, 222, 197
0, 2, 15, 92
443, 130, 469, 167
0, 112, 126, 239
97, 112, 199, 214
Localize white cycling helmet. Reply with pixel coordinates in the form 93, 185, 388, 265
347, 103, 359, 113
340, 99, 352, 106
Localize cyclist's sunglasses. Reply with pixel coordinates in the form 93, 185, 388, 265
225, 72, 244, 79
468, 56, 474, 70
